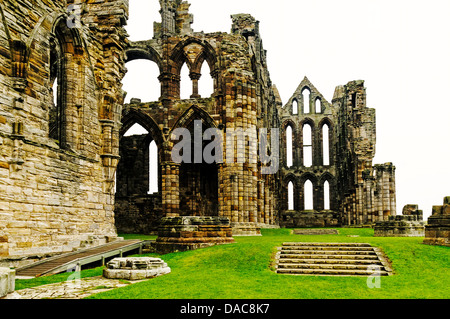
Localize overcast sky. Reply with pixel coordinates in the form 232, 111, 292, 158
124, 0, 450, 220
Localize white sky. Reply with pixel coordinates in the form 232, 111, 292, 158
123, 0, 450, 220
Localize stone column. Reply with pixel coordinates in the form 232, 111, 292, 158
162, 162, 180, 217
190, 72, 201, 99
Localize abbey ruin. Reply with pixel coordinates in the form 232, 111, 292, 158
2, 0, 434, 262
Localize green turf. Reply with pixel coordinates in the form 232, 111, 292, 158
84, 228, 449, 299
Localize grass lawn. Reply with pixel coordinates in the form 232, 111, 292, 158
16, 228, 449, 299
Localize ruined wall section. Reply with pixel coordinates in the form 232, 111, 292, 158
333, 80, 396, 225
0, 0, 128, 259
118, 7, 279, 232
278, 77, 339, 227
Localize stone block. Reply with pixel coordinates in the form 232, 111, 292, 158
0, 267, 15, 298
153, 216, 235, 254
424, 197, 450, 246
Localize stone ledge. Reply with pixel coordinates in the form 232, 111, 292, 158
153, 216, 235, 254
293, 229, 339, 235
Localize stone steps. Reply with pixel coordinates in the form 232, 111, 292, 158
275, 242, 392, 277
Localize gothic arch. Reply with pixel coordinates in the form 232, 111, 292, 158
318, 117, 334, 166
283, 173, 299, 211
170, 37, 218, 74
125, 45, 163, 73
120, 108, 165, 148
319, 172, 336, 211
170, 104, 218, 133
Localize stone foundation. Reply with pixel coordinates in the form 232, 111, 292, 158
280, 210, 341, 228
424, 197, 450, 247
152, 216, 235, 254
231, 222, 262, 236
293, 229, 339, 235
103, 257, 171, 281
374, 205, 425, 237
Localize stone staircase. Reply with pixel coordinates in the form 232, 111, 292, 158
275, 242, 393, 276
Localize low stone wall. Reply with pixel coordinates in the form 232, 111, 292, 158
293, 229, 339, 235
152, 216, 235, 254
231, 222, 262, 236
0, 267, 15, 299
424, 197, 450, 247
280, 210, 340, 228
374, 205, 424, 237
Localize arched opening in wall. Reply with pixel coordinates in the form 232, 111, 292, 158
315, 98, 322, 114
303, 123, 312, 167
322, 124, 330, 166
49, 72, 59, 140
123, 60, 160, 103
286, 125, 293, 168
302, 88, 311, 114
180, 63, 191, 99
52, 79, 58, 106
304, 179, 314, 210
115, 120, 163, 234
123, 123, 147, 137
149, 140, 159, 194
324, 180, 330, 210
288, 181, 294, 210
118, 123, 160, 195
292, 100, 298, 115
179, 118, 219, 217
198, 62, 214, 98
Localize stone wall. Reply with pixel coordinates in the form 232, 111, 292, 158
279, 78, 397, 227
424, 197, 450, 247
116, 4, 280, 236
0, 0, 128, 259
0, 267, 15, 298
374, 205, 424, 237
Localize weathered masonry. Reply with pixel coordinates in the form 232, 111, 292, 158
279, 78, 396, 227
116, 3, 279, 238
0, 0, 398, 260
0, 0, 128, 259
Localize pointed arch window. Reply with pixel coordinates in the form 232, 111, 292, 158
149, 140, 159, 194
292, 99, 298, 115
322, 124, 330, 166
315, 98, 322, 114
180, 62, 191, 99
324, 180, 330, 210
198, 62, 214, 98
288, 181, 294, 210
49, 18, 83, 150
302, 88, 311, 114
303, 123, 313, 167
304, 179, 314, 210
286, 125, 293, 168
